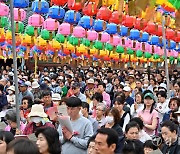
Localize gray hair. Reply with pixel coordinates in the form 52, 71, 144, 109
97, 103, 106, 112
5, 109, 16, 122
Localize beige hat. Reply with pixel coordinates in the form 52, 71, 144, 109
52, 93, 61, 101
7, 85, 15, 92
28, 104, 47, 118
32, 81, 40, 89
123, 86, 131, 92
87, 78, 94, 84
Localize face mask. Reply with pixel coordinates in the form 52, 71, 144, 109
144, 84, 149, 88
105, 116, 114, 124
178, 116, 180, 123
52, 82, 56, 85
31, 117, 42, 124
8, 90, 13, 95
79, 110, 83, 116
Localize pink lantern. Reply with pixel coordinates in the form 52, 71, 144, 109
28, 14, 44, 27
58, 23, 71, 36
73, 26, 86, 38
0, 3, 9, 16
87, 30, 98, 41
100, 32, 110, 43
43, 18, 59, 31
14, 8, 26, 21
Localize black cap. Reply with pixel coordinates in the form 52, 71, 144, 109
72, 82, 80, 88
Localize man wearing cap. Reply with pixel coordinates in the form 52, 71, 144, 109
128, 74, 136, 90
123, 86, 134, 107
19, 82, 34, 104
85, 78, 96, 104
7, 85, 16, 107
31, 81, 42, 100
72, 82, 86, 102
58, 97, 93, 154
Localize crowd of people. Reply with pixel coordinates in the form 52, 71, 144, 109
0, 64, 179, 154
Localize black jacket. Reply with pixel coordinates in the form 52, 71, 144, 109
161, 137, 180, 154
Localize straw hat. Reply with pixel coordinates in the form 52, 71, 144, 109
7, 85, 15, 92
28, 104, 47, 118
32, 81, 40, 89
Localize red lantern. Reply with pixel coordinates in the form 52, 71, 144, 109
109, 11, 121, 24
103, 55, 110, 61
82, 2, 98, 16
97, 6, 112, 21
63, 48, 70, 55
0, 35, 5, 43
122, 15, 134, 28
68, 0, 82, 11
156, 25, 162, 36
51, 0, 67, 6
173, 31, 180, 42
162, 4, 175, 12
144, 22, 157, 35
166, 28, 175, 40
134, 18, 147, 30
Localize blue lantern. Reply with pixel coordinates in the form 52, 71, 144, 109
32, 0, 49, 14
149, 35, 159, 45
78, 15, 94, 29
106, 23, 117, 35
14, 0, 29, 8
119, 26, 128, 36
129, 29, 140, 40
64, 10, 81, 24
93, 19, 106, 32
48, 5, 65, 19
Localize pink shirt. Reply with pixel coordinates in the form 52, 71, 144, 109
5, 122, 26, 134
138, 109, 158, 136
102, 91, 111, 108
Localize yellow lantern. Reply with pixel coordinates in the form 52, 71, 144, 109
35, 37, 47, 47
21, 34, 32, 44
99, 50, 107, 57
50, 39, 61, 50
90, 48, 96, 55
77, 44, 87, 54
66, 42, 75, 51
6, 30, 12, 40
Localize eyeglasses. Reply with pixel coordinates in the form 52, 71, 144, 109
96, 108, 103, 111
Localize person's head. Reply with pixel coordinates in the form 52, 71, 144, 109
135, 80, 142, 88
87, 78, 95, 88
52, 93, 61, 106
149, 78, 156, 86
92, 92, 103, 107
123, 86, 131, 97
0, 131, 14, 154
161, 120, 178, 146
113, 96, 125, 112
6, 138, 39, 154
19, 82, 28, 93
168, 97, 180, 111
156, 73, 162, 82
21, 96, 33, 110
173, 81, 180, 92
113, 77, 120, 86
130, 117, 144, 130
143, 140, 158, 154
28, 104, 48, 126
98, 82, 106, 93
135, 92, 144, 104
95, 128, 118, 154
35, 127, 61, 154
125, 121, 140, 140
66, 97, 82, 120
122, 140, 144, 154
128, 74, 135, 84
5, 110, 17, 128
105, 107, 120, 125
96, 103, 106, 118
143, 92, 156, 113
42, 90, 52, 106
71, 82, 80, 96
157, 91, 167, 103
7, 86, 15, 96
81, 102, 89, 117
87, 135, 96, 154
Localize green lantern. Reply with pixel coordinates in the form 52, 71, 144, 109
94, 41, 103, 50
56, 34, 65, 43
105, 43, 113, 51
178, 56, 180, 62
136, 50, 143, 57
69, 36, 78, 46
144, 52, 152, 58
81, 38, 90, 47
127, 48, 134, 55
0, 16, 8, 28
153, 54, 160, 60
116, 46, 124, 53
9, 21, 24, 33
41, 29, 55, 40
169, 56, 175, 61
25, 26, 40, 36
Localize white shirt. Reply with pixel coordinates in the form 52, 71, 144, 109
139, 129, 152, 143
7, 94, 16, 106
130, 103, 144, 118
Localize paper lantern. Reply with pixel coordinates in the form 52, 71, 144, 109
166, 28, 175, 40
14, 8, 26, 21
136, 50, 143, 57
153, 54, 160, 60
14, 0, 29, 8
150, 35, 159, 45
28, 14, 44, 27
106, 23, 117, 35
127, 48, 134, 55
119, 26, 128, 36
100, 32, 110, 43
105, 43, 113, 51
81, 38, 91, 47
94, 41, 103, 50
78, 15, 94, 29
109, 11, 121, 24
73, 26, 86, 38
58, 23, 71, 36
43, 18, 59, 31
56, 34, 65, 43
0, 16, 8, 28
0, 3, 9, 16
87, 30, 98, 41
68, 0, 83, 11
64, 10, 81, 24
129, 29, 140, 40
93, 19, 106, 32
48, 6, 65, 19
32, 0, 49, 14
82, 1, 98, 16
138, 32, 149, 42
116, 46, 124, 54
144, 52, 152, 58
134, 18, 147, 30
41, 29, 55, 40
69, 36, 79, 46
9, 21, 24, 33
122, 15, 134, 28
97, 6, 112, 21
51, 0, 67, 6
